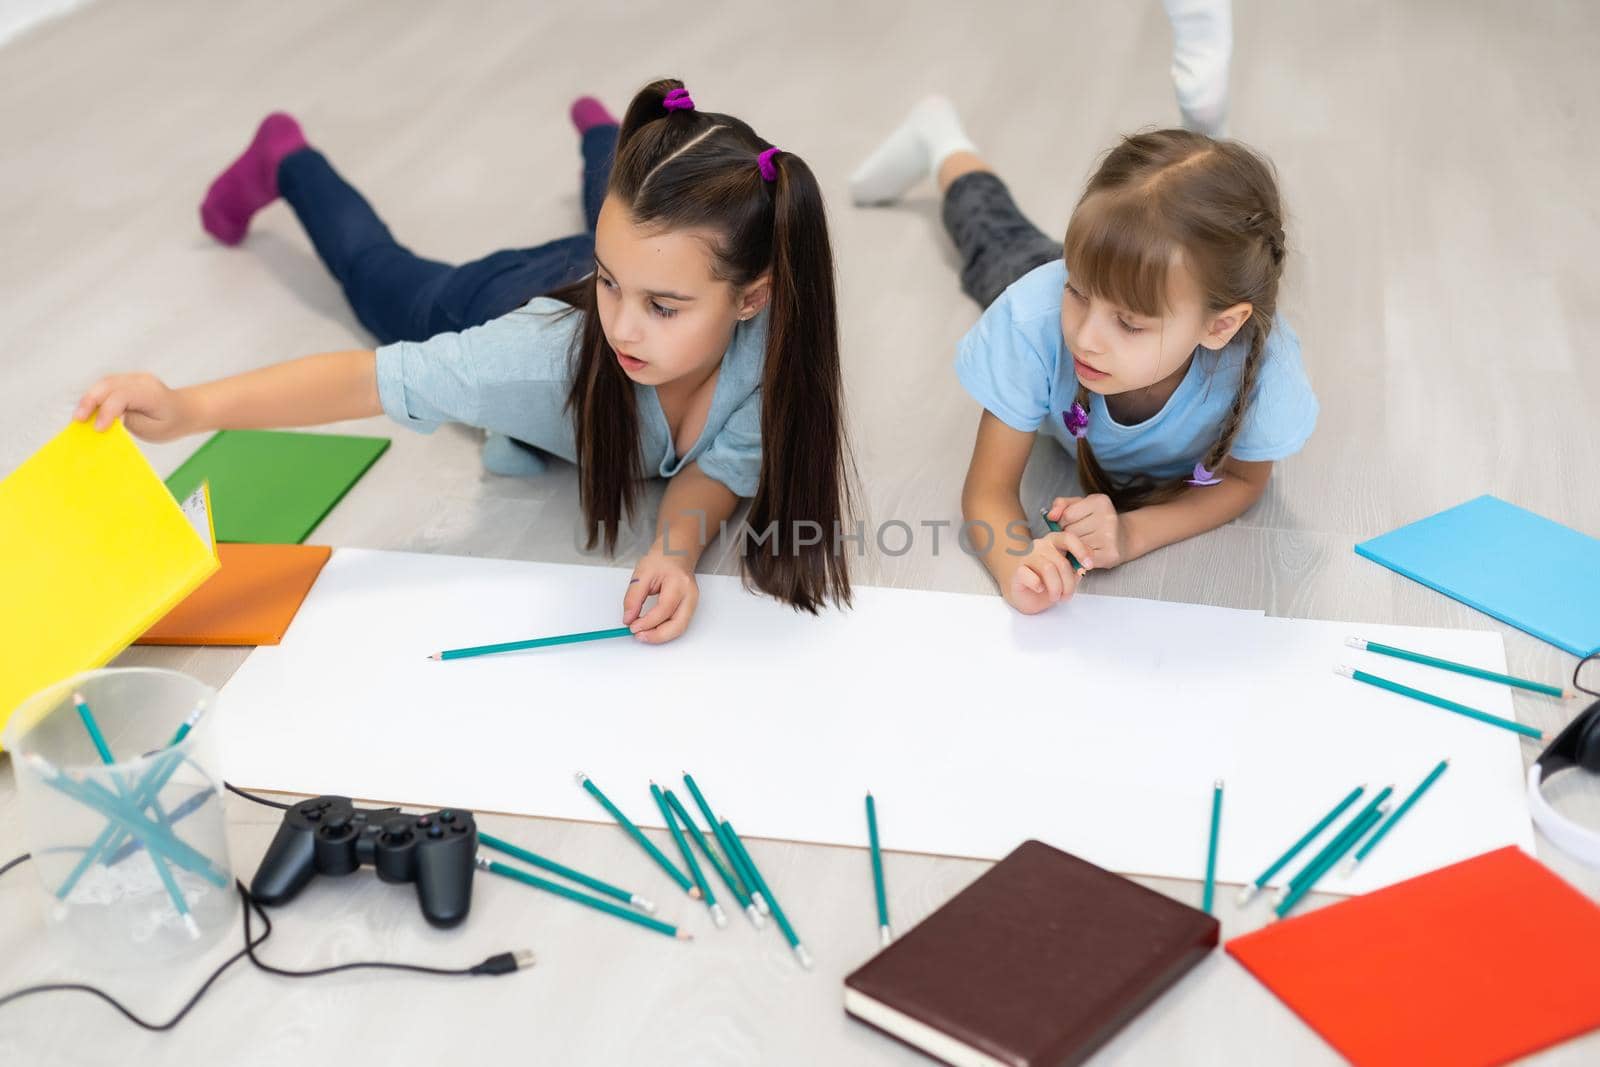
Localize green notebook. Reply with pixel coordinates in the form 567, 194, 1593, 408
165, 430, 389, 544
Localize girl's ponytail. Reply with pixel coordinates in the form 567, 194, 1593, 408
742, 151, 854, 612
563, 79, 853, 610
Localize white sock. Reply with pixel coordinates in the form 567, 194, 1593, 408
849, 95, 977, 206
1164, 0, 1232, 137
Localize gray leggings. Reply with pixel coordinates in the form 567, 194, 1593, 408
941, 171, 1062, 309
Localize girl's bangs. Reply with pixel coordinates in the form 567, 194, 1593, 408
1063, 191, 1177, 318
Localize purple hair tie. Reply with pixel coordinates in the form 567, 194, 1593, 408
1062, 402, 1089, 439
662, 87, 695, 112
757, 147, 782, 183
1186, 461, 1223, 487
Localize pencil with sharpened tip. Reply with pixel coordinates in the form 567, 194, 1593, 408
478, 830, 655, 913
1274, 804, 1388, 919
722, 820, 811, 969
1275, 786, 1394, 905
575, 773, 698, 898
1335, 666, 1542, 740
1347, 637, 1570, 698
476, 856, 689, 940
1343, 760, 1449, 875
1040, 509, 1088, 576
431, 626, 633, 661
1203, 780, 1223, 914
866, 792, 891, 946
652, 782, 725, 928
1238, 784, 1365, 906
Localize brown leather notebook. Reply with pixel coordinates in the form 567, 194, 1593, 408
844, 839, 1219, 1067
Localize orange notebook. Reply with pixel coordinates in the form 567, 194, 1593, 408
137, 543, 332, 646
1227, 846, 1600, 1067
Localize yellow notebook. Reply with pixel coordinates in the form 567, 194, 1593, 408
0, 421, 219, 748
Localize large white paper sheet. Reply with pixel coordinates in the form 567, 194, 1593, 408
220, 549, 1535, 894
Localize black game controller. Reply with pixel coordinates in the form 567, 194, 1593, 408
251, 795, 477, 928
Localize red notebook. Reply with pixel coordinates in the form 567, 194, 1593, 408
1228, 846, 1600, 1067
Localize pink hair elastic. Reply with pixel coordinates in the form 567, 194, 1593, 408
757, 147, 782, 182
1186, 461, 1223, 487
1062, 402, 1089, 439
662, 88, 695, 112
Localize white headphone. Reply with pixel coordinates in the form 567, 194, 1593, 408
1526, 655, 1600, 867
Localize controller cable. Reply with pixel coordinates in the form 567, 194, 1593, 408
0, 782, 533, 1031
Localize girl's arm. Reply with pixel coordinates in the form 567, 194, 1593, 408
75, 350, 381, 440
961, 411, 1095, 613
1122, 460, 1272, 560
1049, 459, 1273, 567
622, 461, 740, 644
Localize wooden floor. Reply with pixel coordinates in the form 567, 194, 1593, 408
3, 1, 1599, 1063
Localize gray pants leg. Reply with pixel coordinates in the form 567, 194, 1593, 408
941, 172, 1062, 309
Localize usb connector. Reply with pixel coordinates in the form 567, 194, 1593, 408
471, 949, 536, 976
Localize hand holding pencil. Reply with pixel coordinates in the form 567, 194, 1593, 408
1006, 511, 1094, 615
623, 550, 700, 645
1045, 494, 1125, 570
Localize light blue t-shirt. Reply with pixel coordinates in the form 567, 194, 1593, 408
376, 296, 766, 498
955, 260, 1318, 481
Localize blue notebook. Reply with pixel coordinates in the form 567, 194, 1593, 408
1355, 495, 1600, 658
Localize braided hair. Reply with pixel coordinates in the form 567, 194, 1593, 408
1062, 129, 1287, 510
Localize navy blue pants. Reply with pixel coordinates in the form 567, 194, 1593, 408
276, 124, 617, 346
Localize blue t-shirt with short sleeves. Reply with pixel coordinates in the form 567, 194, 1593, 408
954, 259, 1318, 481
375, 296, 766, 498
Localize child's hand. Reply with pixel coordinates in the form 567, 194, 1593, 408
75, 373, 193, 441
1046, 494, 1126, 570
1005, 531, 1094, 615
622, 551, 699, 645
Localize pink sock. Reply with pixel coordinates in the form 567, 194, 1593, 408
569, 96, 616, 134
199, 113, 308, 246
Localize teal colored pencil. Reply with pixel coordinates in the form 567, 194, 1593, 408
683, 772, 762, 915
1335, 666, 1542, 740
1202, 780, 1224, 914
722, 820, 812, 969
69, 693, 198, 937
1275, 805, 1388, 919
1345, 760, 1450, 873
1238, 784, 1365, 906
1277, 786, 1395, 903
664, 788, 758, 928
432, 626, 632, 661
652, 783, 724, 927
51, 772, 227, 886
1040, 510, 1087, 575
477, 857, 689, 940
27, 754, 224, 942
576, 773, 697, 897
717, 817, 769, 917
1348, 637, 1567, 698
866, 792, 891, 946
478, 830, 655, 913
71, 692, 184, 837
62, 705, 206, 900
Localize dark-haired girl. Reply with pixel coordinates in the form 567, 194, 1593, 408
852, 98, 1318, 615
76, 81, 852, 641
